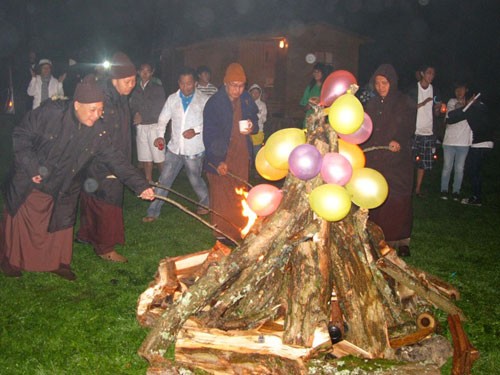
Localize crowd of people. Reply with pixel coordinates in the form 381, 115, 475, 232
300, 62, 494, 257
0, 50, 494, 280
0, 51, 267, 279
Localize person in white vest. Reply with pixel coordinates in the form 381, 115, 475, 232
27, 59, 66, 109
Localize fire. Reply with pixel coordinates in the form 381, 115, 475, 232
235, 188, 257, 237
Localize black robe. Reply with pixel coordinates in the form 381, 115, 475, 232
363, 64, 416, 241
3, 99, 149, 233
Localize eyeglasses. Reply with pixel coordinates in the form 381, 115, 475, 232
227, 82, 245, 89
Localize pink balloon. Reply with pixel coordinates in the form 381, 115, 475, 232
288, 144, 322, 180
320, 70, 358, 107
247, 184, 283, 217
320, 152, 353, 186
338, 112, 373, 144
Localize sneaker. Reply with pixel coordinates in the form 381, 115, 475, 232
142, 216, 157, 223
196, 207, 209, 215
440, 191, 448, 200
461, 197, 482, 206
451, 192, 460, 201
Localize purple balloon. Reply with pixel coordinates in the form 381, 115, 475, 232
288, 144, 322, 180
320, 152, 353, 186
338, 112, 373, 144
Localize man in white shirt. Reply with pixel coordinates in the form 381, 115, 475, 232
143, 68, 210, 222
410, 65, 441, 196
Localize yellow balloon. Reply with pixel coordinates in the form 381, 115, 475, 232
255, 147, 288, 181
338, 139, 365, 169
309, 184, 352, 221
264, 128, 306, 170
328, 93, 364, 134
345, 168, 389, 209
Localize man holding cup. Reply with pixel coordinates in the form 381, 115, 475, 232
203, 63, 259, 243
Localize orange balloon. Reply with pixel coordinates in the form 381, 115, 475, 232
255, 147, 288, 181
338, 139, 365, 169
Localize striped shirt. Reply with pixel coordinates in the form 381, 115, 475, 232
195, 82, 218, 97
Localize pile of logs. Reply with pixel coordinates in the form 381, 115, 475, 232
136, 110, 478, 374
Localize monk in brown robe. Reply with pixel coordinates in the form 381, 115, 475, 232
202, 63, 259, 243
0, 76, 154, 280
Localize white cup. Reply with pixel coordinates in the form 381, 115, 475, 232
239, 119, 250, 133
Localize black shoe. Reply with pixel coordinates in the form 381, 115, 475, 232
461, 197, 482, 206
51, 266, 76, 281
451, 192, 460, 201
74, 237, 90, 245
397, 245, 411, 257
0, 260, 22, 278
440, 191, 448, 200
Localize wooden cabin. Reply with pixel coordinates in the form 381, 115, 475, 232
160, 23, 368, 129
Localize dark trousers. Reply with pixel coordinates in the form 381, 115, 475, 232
467, 147, 491, 200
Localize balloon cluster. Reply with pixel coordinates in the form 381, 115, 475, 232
248, 70, 389, 221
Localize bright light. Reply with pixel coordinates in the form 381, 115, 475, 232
102, 60, 111, 69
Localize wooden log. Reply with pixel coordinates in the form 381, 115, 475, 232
174, 319, 333, 375
331, 340, 375, 359
138, 208, 304, 364
329, 213, 394, 358
283, 240, 330, 347
389, 327, 436, 349
382, 247, 461, 301
376, 255, 466, 321
448, 314, 480, 375
137, 258, 179, 327
136, 244, 233, 327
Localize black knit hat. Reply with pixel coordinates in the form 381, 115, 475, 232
74, 74, 105, 103
110, 52, 136, 79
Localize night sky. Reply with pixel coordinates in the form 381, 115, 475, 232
1, 0, 499, 105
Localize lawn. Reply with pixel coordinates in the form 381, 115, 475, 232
0, 114, 498, 374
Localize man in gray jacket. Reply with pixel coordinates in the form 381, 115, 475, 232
130, 63, 166, 182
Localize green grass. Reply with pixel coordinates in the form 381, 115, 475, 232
0, 115, 499, 374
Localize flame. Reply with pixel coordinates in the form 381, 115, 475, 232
235, 188, 257, 237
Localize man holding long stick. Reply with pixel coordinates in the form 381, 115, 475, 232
0, 76, 154, 280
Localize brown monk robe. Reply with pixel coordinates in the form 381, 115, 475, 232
203, 63, 259, 244
206, 98, 249, 241
0, 76, 154, 280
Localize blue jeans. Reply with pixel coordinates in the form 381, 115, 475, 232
440, 145, 469, 193
146, 149, 209, 218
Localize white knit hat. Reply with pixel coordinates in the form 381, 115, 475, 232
38, 59, 52, 67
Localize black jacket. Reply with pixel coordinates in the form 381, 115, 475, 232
447, 101, 494, 144
3, 99, 149, 232
84, 80, 133, 206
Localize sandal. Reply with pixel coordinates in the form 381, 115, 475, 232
99, 250, 128, 263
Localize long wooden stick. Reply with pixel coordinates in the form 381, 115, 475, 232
151, 182, 240, 232
208, 162, 253, 189
153, 195, 239, 245
362, 146, 391, 153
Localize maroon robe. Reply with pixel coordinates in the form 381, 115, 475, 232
1, 190, 73, 272
207, 98, 250, 241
